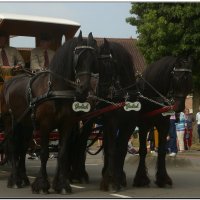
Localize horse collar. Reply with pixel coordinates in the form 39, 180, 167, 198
173, 68, 192, 73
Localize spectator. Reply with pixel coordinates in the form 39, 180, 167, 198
196, 106, 200, 143
0, 30, 25, 80
30, 33, 55, 72
184, 108, 194, 150
127, 127, 139, 155
175, 112, 186, 152
168, 114, 178, 157
147, 127, 155, 153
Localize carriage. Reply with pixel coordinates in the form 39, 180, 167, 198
0, 12, 193, 195
0, 13, 81, 157
0, 13, 118, 159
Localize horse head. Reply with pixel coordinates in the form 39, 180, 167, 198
98, 39, 135, 101
98, 39, 118, 98
73, 31, 98, 100
169, 55, 193, 112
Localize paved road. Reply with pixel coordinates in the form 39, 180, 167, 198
0, 149, 200, 198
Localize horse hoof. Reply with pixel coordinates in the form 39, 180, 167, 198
21, 180, 30, 187
12, 184, 20, 189
111, 185, 123, 193
100, 181, 109, 191
39, 190, 49, 194
155, 175, 173, 188
133, 176, 151, 187
155, 180, 173, 188
61, 189, 67, 195
61, 188, 72, 195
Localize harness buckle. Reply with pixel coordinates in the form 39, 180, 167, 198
124, 92, 130, 102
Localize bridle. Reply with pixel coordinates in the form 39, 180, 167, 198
168, 66, 192, 99
98, 52, 136, 101
98, 52, 120, 99
73, 45, 96, 84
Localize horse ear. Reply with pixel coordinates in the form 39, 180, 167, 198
103, 38, 110, 50
78, 30, 83, 43
88, 32, 93, 40
87, 32, 97, 48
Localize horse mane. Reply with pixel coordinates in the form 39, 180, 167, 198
141, 56, 177, 96
49, 37, 87, 80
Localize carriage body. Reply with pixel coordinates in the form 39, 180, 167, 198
0, 13, 80, 68
0, 13, 80, 157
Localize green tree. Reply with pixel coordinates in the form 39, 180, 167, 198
126, 3, 200, 87
126, 3, 200, 140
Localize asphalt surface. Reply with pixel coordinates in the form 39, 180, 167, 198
0, 149, 200, 198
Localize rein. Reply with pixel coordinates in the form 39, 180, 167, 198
136, 72, 172, 106
75, 102, 126, 122
142, 105, 175, 118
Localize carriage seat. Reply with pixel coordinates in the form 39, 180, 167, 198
18, 48, 32, 69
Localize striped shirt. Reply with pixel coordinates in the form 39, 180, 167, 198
175, 112, 185, 131
196, 112, 200, 125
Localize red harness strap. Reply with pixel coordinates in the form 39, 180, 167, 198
75, 102, 125, 122
75, 103, 175, 123
142, 105, 175, 118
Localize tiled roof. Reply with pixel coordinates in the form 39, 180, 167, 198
95, 37, 146, 73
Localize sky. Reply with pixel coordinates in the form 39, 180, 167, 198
0, 2, 138, 47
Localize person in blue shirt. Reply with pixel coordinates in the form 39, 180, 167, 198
175, 112, 186, 152
168, 114, 178, 157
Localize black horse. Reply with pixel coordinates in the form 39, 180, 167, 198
133, 56, 193, 187
98, 39, 139, 191
70, 39, 139, 191
1, 31, 99, 194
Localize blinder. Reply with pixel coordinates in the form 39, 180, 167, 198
73, 45, 96, 80
168, 67, 192, 99
98, 52, 131, 101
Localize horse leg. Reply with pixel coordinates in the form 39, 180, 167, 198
18, 128, 33, 187
112, 126, 132, 191
6, 123, 23, 188
70, 121, 92, 184
100, 117, 119, 191
155, 123, 172, 187
133, 127, 150, 187
109, 129, 127, 192
52, 124, 73, 194
100, 117, 115, 191
18, 152, 30, 187
31, 129, 50, 194
100, 125, 110, 191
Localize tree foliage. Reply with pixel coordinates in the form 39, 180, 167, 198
126, 3, 200, 88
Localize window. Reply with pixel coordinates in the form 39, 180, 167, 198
10, 36, 35, 48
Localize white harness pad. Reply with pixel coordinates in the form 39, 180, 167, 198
124, 101, 141, 112
72, 101, 91, 112
162, 110, 175, 116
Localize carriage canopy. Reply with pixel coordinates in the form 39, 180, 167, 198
0, 13, 80, 48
